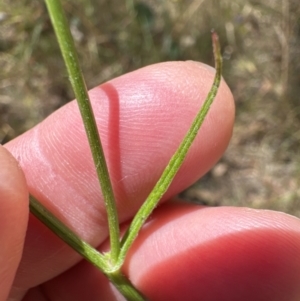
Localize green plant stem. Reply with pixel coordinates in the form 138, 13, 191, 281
107, 270, 148, 301
30, 195, 146, 301
29, 195, 108, 271
43, 0, 120, 263
118, 31, 223, 266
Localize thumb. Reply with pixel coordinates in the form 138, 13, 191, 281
0, 146, 28, 300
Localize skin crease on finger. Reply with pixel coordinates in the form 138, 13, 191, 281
5, 61, 235, 299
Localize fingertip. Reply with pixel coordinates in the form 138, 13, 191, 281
125, 204, 300, 301
3, 61, 235, 291
102, 60, 235, 202
0, 146, 29, 300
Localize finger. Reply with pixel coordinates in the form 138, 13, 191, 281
25, 260, 121, 301
32, 204, 300, 301
0, 146, 28, 301
5, 61, 234, 293
124, 203, 300, 301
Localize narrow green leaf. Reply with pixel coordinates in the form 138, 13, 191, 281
118, 31, 223, 266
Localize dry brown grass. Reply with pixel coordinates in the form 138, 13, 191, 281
1, 0, 300, 215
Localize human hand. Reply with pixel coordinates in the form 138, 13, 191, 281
2, 62, 300, 301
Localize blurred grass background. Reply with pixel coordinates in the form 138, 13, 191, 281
1, 0, 300, 216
